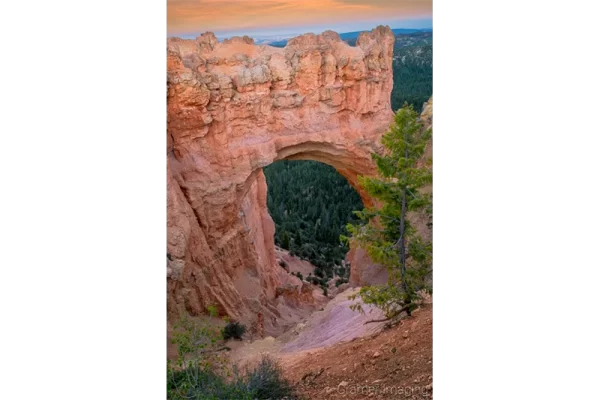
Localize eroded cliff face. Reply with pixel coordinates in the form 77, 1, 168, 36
167, 26, 395, 333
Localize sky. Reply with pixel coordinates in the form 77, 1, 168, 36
167, 0, 432, 39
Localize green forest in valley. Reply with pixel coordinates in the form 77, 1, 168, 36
263, 31, 433, 281
265, 160, 362, 282
391, 31, 433, 112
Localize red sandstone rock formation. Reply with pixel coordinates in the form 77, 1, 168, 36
167, 26, 396, 334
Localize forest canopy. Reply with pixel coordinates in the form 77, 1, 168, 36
264, 160, 362, 280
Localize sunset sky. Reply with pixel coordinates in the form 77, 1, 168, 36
167, 0, 432, 38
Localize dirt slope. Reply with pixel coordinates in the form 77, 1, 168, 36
227, 288, 385, 364
225, 288, 433, 399
172, 285, 433, 400
280, 303, 433, 399
275, 247, 316, 277
279, 288, 387, 353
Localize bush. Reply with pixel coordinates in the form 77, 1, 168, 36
222, 321, 247, 340
168, 366, 254, 400
245, 356, 296, 399
168, 356, 296, 400
307, 276, 320, 286
278, 259, 288, 269
335, 278, 349, 287
168, 317, 299, 400
322, 287, 328, 296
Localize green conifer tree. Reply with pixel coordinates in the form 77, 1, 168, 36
281, 231, 290, 250
343, 104, 432, 319
293, 230, 302, 248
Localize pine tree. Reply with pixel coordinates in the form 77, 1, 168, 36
343, 104, 432, 320
281, 231, 290, 250
293, 230, 302, 248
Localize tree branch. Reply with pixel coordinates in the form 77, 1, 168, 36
363, 303, 414, 324
198, 346, 231, 354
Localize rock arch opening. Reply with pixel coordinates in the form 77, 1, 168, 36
263, 159, 364, 285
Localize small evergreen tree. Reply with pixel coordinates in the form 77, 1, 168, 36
222, 321, 247, 340
281, 231, 290, 250
343, 104, 432, 319
293, 231, 302, 247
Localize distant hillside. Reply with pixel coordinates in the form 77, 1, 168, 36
268, 28, 432, 48
394, 30, 433, 49
391, 31, 433, 112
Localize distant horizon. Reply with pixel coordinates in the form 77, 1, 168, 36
168, 18, 433, 40
168, 0, 432, 39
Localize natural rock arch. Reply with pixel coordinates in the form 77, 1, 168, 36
167, 26, 395, 333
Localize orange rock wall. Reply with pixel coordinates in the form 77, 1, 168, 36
167, 26, 396, 327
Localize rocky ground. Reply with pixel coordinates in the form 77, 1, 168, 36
224, 287, 432, 400
278, 288, 387, 353
281, 303, 433, 400
169, 285, 433, 399
275, 247, 316, 277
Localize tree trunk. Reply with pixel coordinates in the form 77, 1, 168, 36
399, 137, 409, 296
363, 302, 414, 324
399, 186, 408, 294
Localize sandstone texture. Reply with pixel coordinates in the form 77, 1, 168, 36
167, 26, 396, 333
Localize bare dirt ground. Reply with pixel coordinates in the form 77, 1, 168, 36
281, 303, 433, 400
275, 247, 319, 277
227, 288, 385, 364
168, 279, 433, 399
227, 288, 384, 360
226, 288, 433, 399
278, 288, 387, 353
